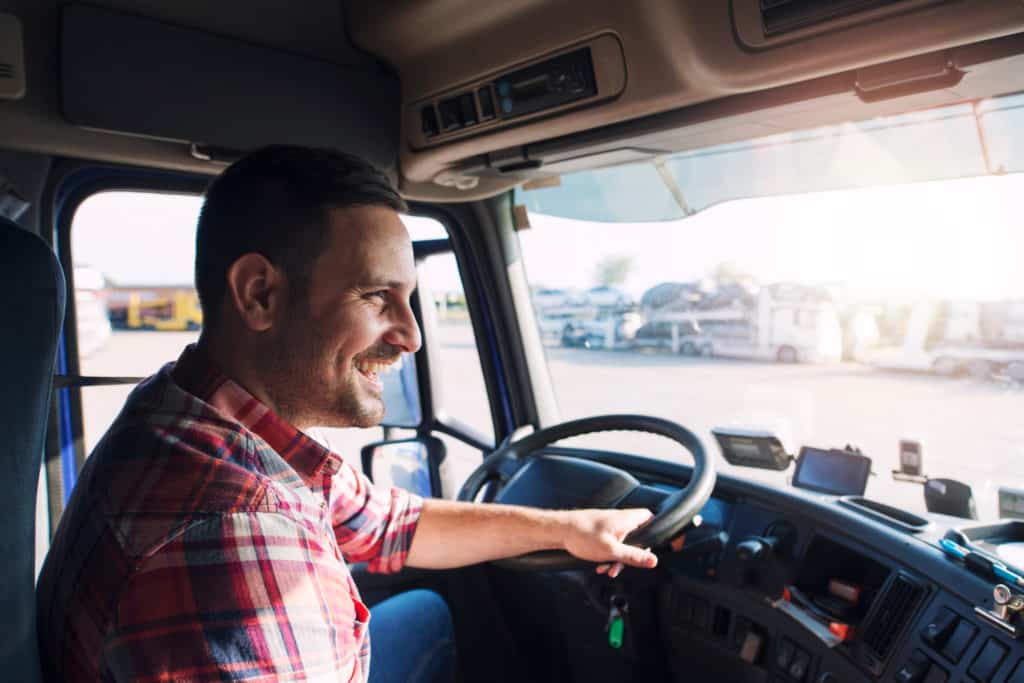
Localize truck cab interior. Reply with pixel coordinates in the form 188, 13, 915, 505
4, 1, 1024, 682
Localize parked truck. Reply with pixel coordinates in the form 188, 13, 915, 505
869, 299, 1024, 380
638, 282, 843, 363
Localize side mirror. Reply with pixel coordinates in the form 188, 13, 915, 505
925, 478, 978, 520
360, 436, 446, 498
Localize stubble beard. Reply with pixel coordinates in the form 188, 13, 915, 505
264, 306, 384, 430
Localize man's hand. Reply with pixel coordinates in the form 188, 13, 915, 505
406, 500, 659, 573
562, 508, 657, 578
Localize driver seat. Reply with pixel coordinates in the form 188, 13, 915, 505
0, 215, 66, 683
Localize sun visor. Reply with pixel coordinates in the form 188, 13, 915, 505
60, 5, 399, 170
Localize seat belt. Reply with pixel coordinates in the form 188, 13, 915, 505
53, 374, 143, 388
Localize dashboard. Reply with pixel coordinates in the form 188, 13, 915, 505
493, 448, 1024, 683
658, 484, 1024, 682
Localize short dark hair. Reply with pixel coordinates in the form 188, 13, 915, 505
195, 145, 407, 329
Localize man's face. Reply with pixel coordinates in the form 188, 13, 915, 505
265, 206, 421, 429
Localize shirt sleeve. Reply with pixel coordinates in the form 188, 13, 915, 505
330, 459, 423, 574
104, 512, 365, 682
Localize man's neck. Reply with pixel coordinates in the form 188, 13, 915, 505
194, 332, 286, 422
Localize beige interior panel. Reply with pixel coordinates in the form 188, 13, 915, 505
350, 0, 1024, 198
1, 0, 1023, 199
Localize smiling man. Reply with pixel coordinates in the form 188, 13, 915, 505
37, 146, 657, 683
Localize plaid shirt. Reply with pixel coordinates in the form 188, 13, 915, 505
37, 345, 423, 682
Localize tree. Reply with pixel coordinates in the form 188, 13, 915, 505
709, 261, 754, 287
594, 255, 633, 287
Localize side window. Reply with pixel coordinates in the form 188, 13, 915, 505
72, 191, 204, 455
70, 192, 492, 492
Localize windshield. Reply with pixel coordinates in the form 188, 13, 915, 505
516, 92, 1024, 523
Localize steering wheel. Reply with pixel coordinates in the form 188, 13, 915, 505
456, 414, 715, 571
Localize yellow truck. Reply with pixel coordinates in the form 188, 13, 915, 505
125, 290, 202, 331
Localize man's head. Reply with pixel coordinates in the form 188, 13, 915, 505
195, 145, 421, 429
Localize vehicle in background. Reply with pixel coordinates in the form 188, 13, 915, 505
537, 304, 597, 344
583, 285, 632, 308
630, 319, 713, 356
640, 282, 843, 363
73, 267, 112, 357
532, 287, 583, 311
870, 299, 1024, 379
107, 288, 202, 331
561, 310, 643, 349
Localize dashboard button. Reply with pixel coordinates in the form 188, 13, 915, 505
477, 87, 495, 120
457, 93, 477, 126
968, 638, 1007, 681
921, 608, 958, 650
776, 638, 795, 670
438, 98, 461, 132
941, 620, 977, 663
923, 663, 948, 683
420, 105, 439, 138
896, 650, 932, 683
788, 649, 810, 681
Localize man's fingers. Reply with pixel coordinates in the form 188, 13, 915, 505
596, 563, 609, 574
608, 562, 624, 578
620, 508, 654, 530
611, 543, 658, 569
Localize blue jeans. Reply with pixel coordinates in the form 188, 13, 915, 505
368, 589, 456, 683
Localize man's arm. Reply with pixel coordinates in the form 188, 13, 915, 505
406, 499, 658, 575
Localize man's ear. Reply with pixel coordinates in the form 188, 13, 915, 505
225, 253, 282, 332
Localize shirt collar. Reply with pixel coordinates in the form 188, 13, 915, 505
171, 344, 342, 482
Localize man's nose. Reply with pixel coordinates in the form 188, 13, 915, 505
384, 303, 422, 354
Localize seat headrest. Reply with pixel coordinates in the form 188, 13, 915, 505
0, 216, 65, 683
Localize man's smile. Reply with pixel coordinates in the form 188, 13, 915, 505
354, 355, 400, 392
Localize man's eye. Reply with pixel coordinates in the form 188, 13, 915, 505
366, 290, 389, 302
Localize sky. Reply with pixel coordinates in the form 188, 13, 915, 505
70, 172, 1024, 303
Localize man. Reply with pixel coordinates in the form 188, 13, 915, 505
37, 146, 658, 682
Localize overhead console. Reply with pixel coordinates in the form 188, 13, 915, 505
350, 0, 1024, 200
406, 35, 625, 150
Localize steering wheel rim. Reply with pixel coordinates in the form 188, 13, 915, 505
457, 414, 716, 571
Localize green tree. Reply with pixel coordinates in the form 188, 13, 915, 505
594, 255, 633, 287
709, 261, 754, 287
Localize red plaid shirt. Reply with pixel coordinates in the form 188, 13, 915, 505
37, 345, 423, 682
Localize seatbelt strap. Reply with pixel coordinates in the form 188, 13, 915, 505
54, 374, 143, 388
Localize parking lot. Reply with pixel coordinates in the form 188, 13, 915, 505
79, 322, 1023, 522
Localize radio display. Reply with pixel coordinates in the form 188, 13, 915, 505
493, 46, 596, 119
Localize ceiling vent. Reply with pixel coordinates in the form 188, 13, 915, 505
0, 13, 25, 100
761, 0, 906, 35
860, 572, 925, 663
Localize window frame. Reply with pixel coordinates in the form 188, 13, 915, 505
52, 164, 502, 503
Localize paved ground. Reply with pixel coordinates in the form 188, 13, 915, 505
79, 323, 1024, 522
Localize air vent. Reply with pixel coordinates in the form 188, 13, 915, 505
761, 0, 905, 35
0, 12, 25, 99
861, 573, 925, 662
